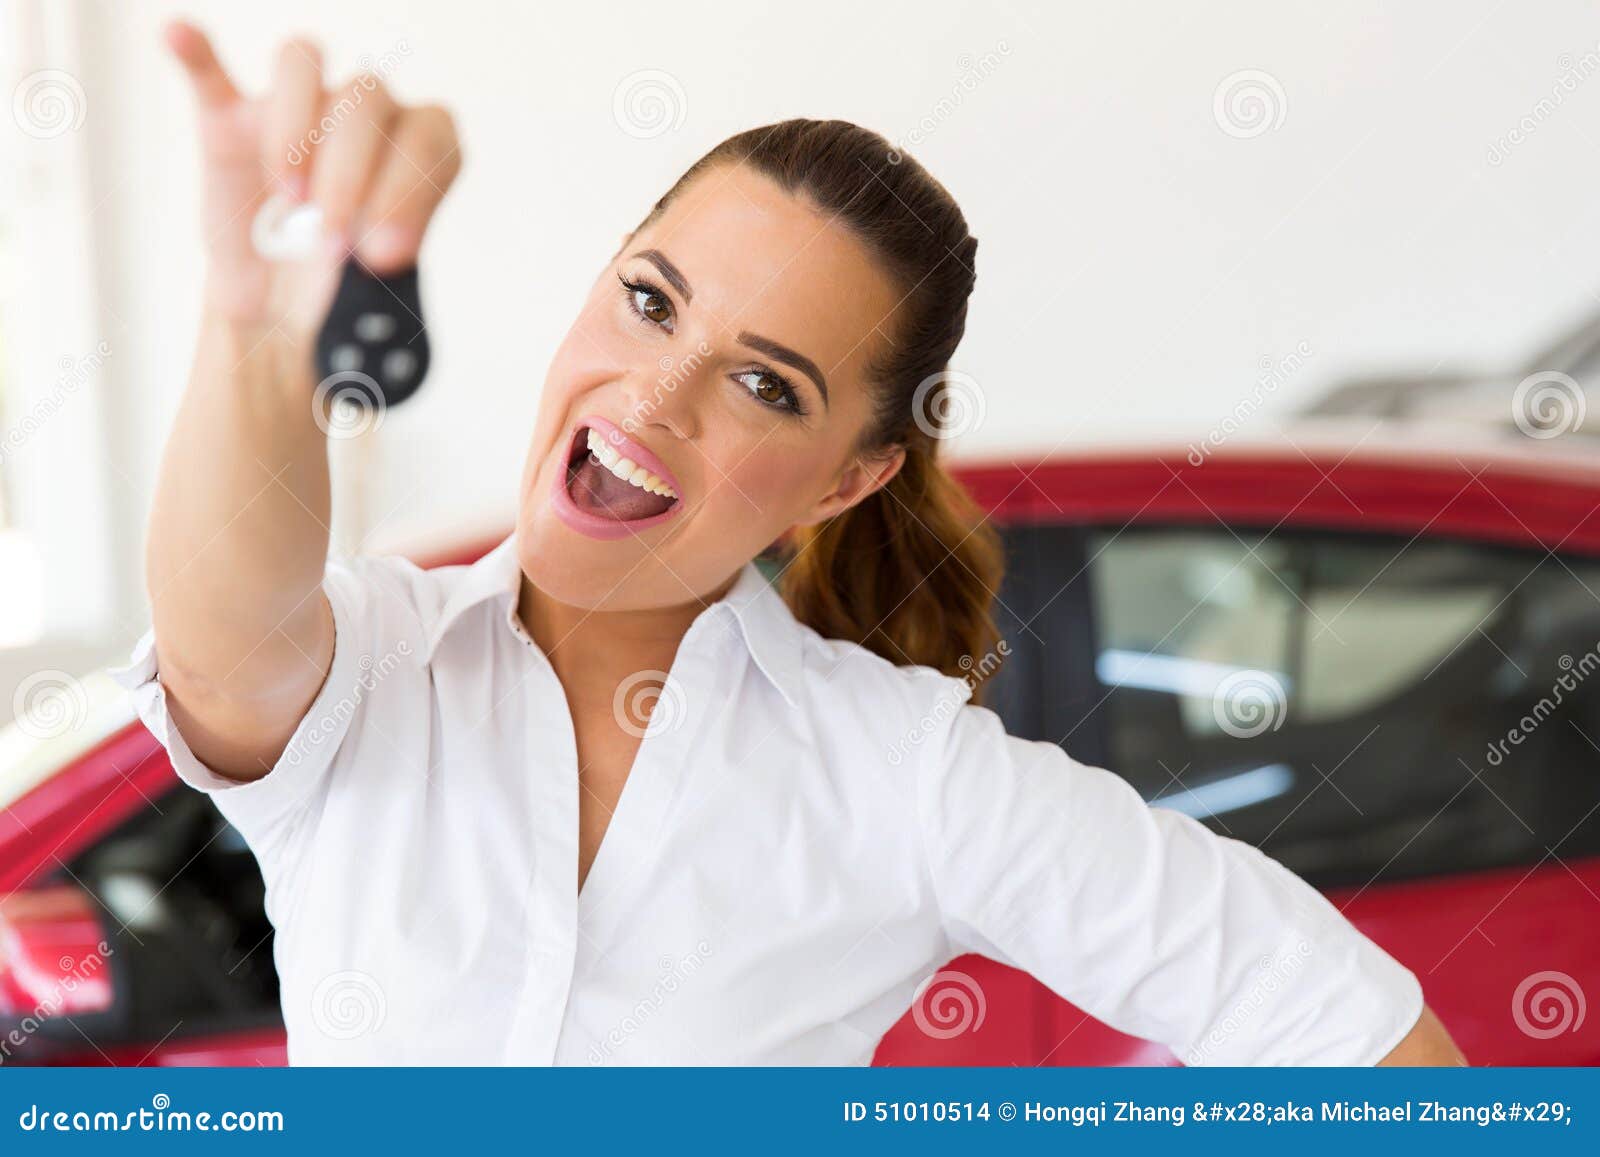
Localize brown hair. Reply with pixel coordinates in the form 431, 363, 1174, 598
638, 119, 1005, 697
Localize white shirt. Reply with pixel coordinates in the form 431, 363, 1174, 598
111, 531, 1423, 1066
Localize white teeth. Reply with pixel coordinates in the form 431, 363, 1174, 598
584, 428, 678, 499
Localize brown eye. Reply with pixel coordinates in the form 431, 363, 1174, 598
734, 369, 802, 415
637, 289, 670, 324
618, 273, 675, 330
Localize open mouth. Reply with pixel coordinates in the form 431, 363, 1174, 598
557, 420, 681, 532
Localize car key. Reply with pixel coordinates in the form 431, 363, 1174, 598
250, 193, 430, 408
314, 261, 430, 408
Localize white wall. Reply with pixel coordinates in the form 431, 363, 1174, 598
64, 0, 1600, 610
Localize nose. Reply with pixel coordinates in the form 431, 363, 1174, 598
621, 349, 707, 441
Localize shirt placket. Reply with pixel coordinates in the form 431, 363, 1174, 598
501, 601, 738, 1063
565, 611, 729, 962
500, 608, 581, 1064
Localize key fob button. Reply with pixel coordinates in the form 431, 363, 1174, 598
382, 348, 418, 382
354, 312, 397, 343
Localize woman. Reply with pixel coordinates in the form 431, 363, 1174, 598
116, 20, 1464, 1066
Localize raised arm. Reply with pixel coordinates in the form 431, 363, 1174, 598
145, 21, 459, 781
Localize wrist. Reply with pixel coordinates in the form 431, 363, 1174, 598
197, 305, 315, 402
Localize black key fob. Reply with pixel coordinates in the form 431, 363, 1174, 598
314, 260, 430, 408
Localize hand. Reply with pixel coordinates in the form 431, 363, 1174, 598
164, 19, 462, 342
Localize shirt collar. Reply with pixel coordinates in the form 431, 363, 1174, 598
422, 532, 804, 708
715, 554, 805, 708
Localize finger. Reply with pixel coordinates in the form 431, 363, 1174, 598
163, 19, 241, 109
308, 73, 400, 240
265, 38, 325, 201
353, 106, 463, 273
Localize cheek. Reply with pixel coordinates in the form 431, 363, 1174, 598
530, 293, 629, 442
715, 435, 829, 523
521, 313, 594, 485
547, 296, 622, 388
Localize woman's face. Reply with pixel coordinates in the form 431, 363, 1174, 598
517, 163, 907, 611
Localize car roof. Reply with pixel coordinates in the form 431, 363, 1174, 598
952, 417, 1600, 484
949, 418, 1600, 556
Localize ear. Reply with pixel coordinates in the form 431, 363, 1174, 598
791, 444, 907, 528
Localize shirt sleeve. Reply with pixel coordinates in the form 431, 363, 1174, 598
106, 554, 409, 870
916, 693, 1426, 1066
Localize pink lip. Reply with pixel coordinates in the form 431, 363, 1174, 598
549, 414, 684, 541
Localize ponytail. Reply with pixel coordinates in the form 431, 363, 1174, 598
778, 430, 1005, 701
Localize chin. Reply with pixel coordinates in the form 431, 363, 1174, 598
515, 503, 633, 612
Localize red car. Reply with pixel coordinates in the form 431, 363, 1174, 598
4, 424, 1598, 1066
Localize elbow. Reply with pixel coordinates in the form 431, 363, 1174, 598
1377, 1004, 1467, 1066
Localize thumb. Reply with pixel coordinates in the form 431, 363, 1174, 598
164, 19, 240, 108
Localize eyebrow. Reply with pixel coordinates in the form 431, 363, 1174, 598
630, 248, 830, 407
636, 249, 693, 302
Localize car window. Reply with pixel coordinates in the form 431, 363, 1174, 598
1083, 526, 1600, 887
1297, 540, 1505, 720
984, 522, 1106, 767
1091, 530, 1298, 744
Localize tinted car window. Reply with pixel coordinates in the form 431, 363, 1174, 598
1083, 527, 1600, 887
983, 523, 1106, 768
